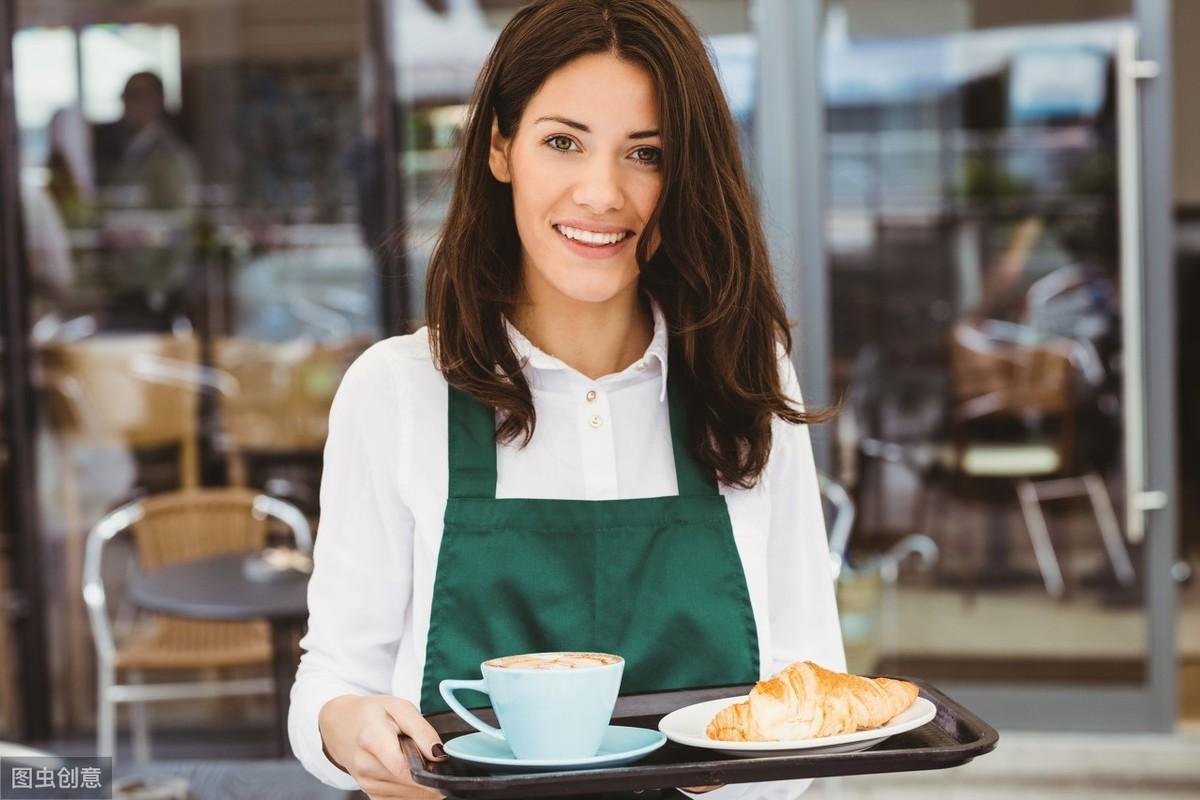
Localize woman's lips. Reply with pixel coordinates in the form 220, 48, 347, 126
553, 225, 634, 260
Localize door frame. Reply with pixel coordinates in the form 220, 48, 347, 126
0, 0, 53, 741
757, 0, 1178, 731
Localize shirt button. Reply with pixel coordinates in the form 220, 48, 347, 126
586, 389, 597, 402
589, 415, 602, 428
634, 360, 647, 371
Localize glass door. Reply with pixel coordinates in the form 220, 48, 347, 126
9, 0, 387, 739
808, 0, 1176, 730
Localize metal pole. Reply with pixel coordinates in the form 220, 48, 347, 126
754, 0, 831, 471
370, 0, 410, 335
1132, 0, 1178, 734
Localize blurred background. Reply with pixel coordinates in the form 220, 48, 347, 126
0, 0, 1196, 797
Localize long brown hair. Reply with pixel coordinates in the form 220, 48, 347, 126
425, 0, 831, 489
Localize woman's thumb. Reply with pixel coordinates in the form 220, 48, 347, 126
383, 696, 448, 763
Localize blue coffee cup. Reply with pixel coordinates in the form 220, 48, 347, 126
439, 651, 624, 760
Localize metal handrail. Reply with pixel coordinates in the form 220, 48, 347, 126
1117, 27, 1168, 543
819, 473, 856, 581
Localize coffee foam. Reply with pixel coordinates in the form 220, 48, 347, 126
486, 652, 621, 670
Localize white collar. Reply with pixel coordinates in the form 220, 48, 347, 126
503, 297, 670, 402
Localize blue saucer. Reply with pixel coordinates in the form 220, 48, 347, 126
442, 725, 666, 773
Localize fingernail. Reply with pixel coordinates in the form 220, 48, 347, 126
432, 743, 447, 759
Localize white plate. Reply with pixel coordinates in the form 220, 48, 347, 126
658, 695, 937, 757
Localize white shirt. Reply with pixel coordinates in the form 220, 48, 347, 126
289, 301, 846, 799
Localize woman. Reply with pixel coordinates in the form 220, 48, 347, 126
290, 1, 845, 798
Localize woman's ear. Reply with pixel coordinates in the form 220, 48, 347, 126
488, 117, 512, 184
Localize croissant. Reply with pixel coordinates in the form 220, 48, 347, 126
705, 661, 919, 741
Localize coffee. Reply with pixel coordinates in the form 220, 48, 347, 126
486, 651, 621, 671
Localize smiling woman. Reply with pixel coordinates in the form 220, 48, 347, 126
292, 3, 845, 800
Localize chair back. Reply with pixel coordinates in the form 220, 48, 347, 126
130, 488, 268, 571
39, 333, 200, 486
949, 321, 1074, 417
947, 320, 1078, 476
820, 474, 856, 580
213, 336, 370, 452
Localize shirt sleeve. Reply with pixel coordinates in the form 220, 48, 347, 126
680, 351, 847, 800
766, 349, 847, 675
288, 342, 415, 792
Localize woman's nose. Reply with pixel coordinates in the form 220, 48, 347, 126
571, 158, 625, 214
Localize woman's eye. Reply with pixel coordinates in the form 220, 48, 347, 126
632, 147, 662, 166
545, 135, 578, 153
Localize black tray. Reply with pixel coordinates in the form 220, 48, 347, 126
402, 678, 998, 799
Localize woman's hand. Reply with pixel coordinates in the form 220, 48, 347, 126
318, 694, 447, 799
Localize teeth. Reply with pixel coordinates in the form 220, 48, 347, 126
555, 224, 629, 246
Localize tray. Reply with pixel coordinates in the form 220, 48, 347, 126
402, 678, 998, 799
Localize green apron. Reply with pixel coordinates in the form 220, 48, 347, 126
418, 376, 760, 714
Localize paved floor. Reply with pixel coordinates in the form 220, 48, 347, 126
33, 723, 1200, 799
808, 729, 1200, 799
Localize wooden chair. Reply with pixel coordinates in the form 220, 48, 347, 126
212, 337, 370, 489
38, 333, 203, 487
36, 332, 204, 735
945, 320, 1135, 598
83, 487, 311, 764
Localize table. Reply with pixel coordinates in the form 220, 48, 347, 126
127, 552, 309, 756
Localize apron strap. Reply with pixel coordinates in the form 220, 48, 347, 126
447, 376, 719, 500
447, 385, 498, 499
667, 379, 719, 497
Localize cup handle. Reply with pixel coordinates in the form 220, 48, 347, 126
438, 679, 505, 741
